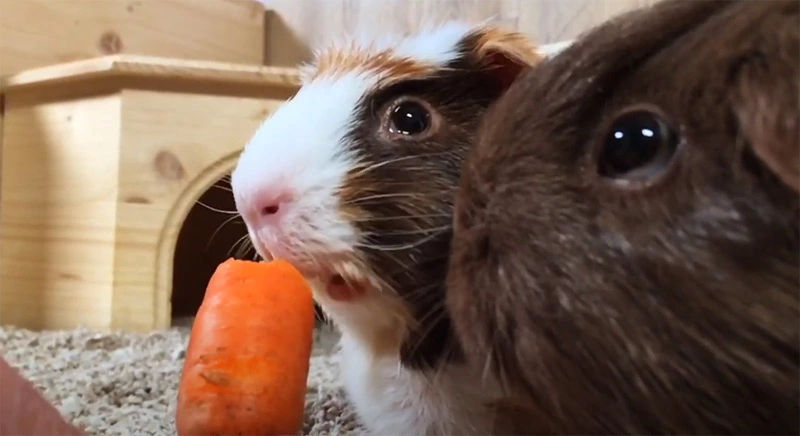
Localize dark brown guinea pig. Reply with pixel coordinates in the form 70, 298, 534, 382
446, 0, 800, 434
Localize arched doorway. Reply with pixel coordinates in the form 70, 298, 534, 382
170, 174, 253, 325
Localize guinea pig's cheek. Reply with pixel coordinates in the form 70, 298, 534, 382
325, 276, 367, 302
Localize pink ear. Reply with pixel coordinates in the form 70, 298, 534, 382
728, 14, 799, 192
470, 28, 544, 92
484, 49, 532, 92
731, 67, 799, 192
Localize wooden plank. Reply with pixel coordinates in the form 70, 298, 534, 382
2, 54, 300, 93
0, 94, 121, 330
0, 0, 267, 77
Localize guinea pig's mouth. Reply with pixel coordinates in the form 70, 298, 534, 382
260, 246, 372, 302
312, 258, 378, 303
325, 273, 366, 302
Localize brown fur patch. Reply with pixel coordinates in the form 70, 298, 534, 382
472, 27, 545, 67
307, 24, 543, 90
311, 47, 437, 87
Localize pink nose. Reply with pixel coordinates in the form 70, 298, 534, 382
260, 203, 281, 216
245, 190, 291, 226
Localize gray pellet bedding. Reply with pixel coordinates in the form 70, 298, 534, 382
0, 324, 364, 435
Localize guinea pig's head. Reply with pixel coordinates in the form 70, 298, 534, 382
448, 0, 799, 433
231, 21, 542, 367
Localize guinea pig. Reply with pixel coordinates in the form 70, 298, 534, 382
446, 0, 800, 434
230, 21, 544, 435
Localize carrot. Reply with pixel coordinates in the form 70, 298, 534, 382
175, 258, 315, 436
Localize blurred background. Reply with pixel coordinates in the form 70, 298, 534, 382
1, 0, 660, 75
0, 0, 660, 331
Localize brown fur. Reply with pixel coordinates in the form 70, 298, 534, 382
473, 28, 543, 66
333, 25, 543, 370
310, 27, 542, 90
447, 0, 800, 434
312, 48, 436, 87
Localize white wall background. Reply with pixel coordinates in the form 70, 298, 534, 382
260, 0, 662, 67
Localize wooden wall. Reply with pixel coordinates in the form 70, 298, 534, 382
262, 0, 662, 67
0, 0, 266, 77
0, 0, 662, 73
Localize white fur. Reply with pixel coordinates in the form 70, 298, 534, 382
539, 39, 573, 57
392, 21, 475, 65
231, 21, 511, 436
338, 333, 504, 436
231, 73, 369, 263
302, 21, 479, 83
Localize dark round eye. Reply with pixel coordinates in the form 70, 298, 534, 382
388, 100, 431, 136
598, 109, 680, 182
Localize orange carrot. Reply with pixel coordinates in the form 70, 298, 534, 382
175, 258, 315, 436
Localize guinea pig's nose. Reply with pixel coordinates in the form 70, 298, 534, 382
249, 191, 292, 225
260, 203, 281, 216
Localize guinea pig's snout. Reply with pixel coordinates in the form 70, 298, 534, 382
253, 192, 287, 221
260, 203, 280, 216
238, 189, 293, 227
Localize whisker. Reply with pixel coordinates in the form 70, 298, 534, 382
396, 283, 442, 300
352, 213, 450, 223
425, 360, 454, 413
360, 166, 446, 174
343, 192, 424, 205
356, 226, 449, 252
349, 151, 458, 179
363, 225, 451, 238
386, 263, 447, 284
195, 200, 239, 215
423, 341, 470, 431
228, 234, 251, 258
203, 214, 244, 252
212, 184, 233, 193
376, 250, 413, 275
415, 291, 446, 321
482, 347, 495, 386
404, 300, 448, 364
236, 240, 256, 259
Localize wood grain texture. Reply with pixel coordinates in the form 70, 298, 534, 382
3, 54, 300, 93
263, 0, 662, 67
0, 0, 267, 77
0, 93, 121, 330
0, 55, 299, 331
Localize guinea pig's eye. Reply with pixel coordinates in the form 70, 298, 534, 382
383, 98, 435, 138
597, 107, 680, 185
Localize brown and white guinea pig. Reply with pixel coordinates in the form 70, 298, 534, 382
230, 22, 544, 435
447, 0, 800, 434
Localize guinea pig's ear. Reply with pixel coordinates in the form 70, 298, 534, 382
461, 27, 544, 91
728, 14, 799, 192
